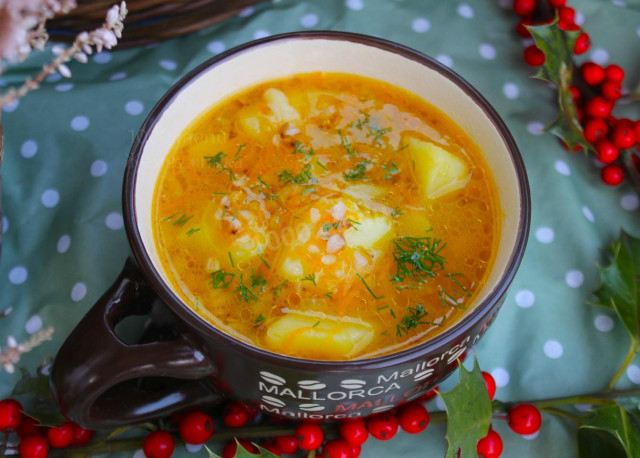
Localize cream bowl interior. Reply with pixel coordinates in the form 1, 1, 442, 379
134, 35, 525, 323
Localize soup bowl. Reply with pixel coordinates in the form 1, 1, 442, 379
50, 31, 530, 429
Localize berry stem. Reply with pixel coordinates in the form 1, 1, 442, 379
539, 406, 581, 424
607, 340, 640, 391
622, 150, 640, 198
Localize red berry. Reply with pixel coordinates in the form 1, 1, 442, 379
558, 19, 579, 31
605, 64, 625, 83
223, 401, 250, 428
71, 425, 93, 447
477, 428, 503, 458
222, 439, 258, 458
581, 62, 605, 86
573, 32, 591, 55
323, 439, 354, 458
17, 416, 42, 439
0, 398, 23, 431
274, 434, 298, 454
558, 6, 575, 23
601, 164, 624, 186
296, 422, 324, 450
398, 402, 430, 434
549, 0, 567, 7
569, 85, 581, 102
46, 421, 76, 449
612, 124, 637, 149
523, 45, 545, 66
595, 139, 619, 164
585, 97, 612, 119
19, 435, 49, 458
178, 410, 213, 445
338, 418, 369, 446
508, 404, 542, 435
482, 371, 497, 401
351, 444, 362, 457
143, 431, 175, 458
515, 17, 534, 38
583, 118, 609, 144
259, 440, 282, 457
601, 81, 622, 101
513, 0, 536, 16
560, 139, 582, 152
366, 413, 399, 441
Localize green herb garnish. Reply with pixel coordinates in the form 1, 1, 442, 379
211, 269, 235, 289
186, 227, 200, 236
390, 232, 446, 286
391, 207, 404, 218
322, 221, 340, 232
439, 287, 466, 310
273, 280, 288, 297
233, 144, 246, 162
250, 271, 267, 293
302, 273, 317, 286
278, 163, 314, 185
383, 162, 400, 180
162, 212, 178, 222
204, 152, 226, 168
324, 292, 334, 300
315, 160, 328, 171
395, 303, 441, 337
357, 273, 384, 300
235, 274, 259, 303
343, 160, 370, 182
447, 273, 472, 297
254, 314, 265, 326
293, 140, 315, 159
228, 252, 235, 267
338, 129, 358, 157
173, 214, 194, 227
346, 219, 360, 230
301, 186, 317, 195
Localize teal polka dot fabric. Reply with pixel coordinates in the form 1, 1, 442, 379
1, 0, 640, 456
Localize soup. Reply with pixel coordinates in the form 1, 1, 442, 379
152, 72, 500, 361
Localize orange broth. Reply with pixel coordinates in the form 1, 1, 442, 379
152, 72, 500, 360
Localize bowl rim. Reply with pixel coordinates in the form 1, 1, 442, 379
123, 30, 531, 370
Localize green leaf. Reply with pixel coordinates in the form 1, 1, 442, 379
204, 442, 280, 458
11, 368, 65, 426
12, 368, 51, 398
438, 356, 493, 458
591, 230, 640, 347
527, 18, 591, 152
578, 405, 640, 458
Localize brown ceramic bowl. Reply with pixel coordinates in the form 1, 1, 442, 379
51, 31, 530, 429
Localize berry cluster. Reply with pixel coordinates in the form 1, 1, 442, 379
513, 0, 640, 188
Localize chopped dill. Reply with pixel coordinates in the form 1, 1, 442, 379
383, 162, 400, 180
235, 274, 259, 303
438, 287, 467, 310
315, 160, 328, 171
346, 219, 361, 230
312, 320, 321, 328
397, 144, 409, 152
395, 303, 441, 337
257, 174, 271, 189
380, 331, 389, 336
324, 292, 334, 300
301, 186, 317, 195
293, 140, 315, 159
273, 280, 288, 297
173, 214, 194, 227
233, 144, 246, 162
338, 129, 358, 157
204, 152, 226, 168
447, 273, 472, 297
212, 191, 230, 195
390, 232, 446, 286
278, 163, 313, 185
162, 212, 178, 222
250, 271, 267, 293
257, 250, 271, 269
371, 127, 390, 144
228, 252, 235, 267
302, 273, 317, 286
186, 227, 200, 236
254, 314, 265, 327
376, 305, 389, 312
210, 269, 235, 289
322, 221, 340, 232
343, 160, 370, 182
357, 273, 384, 300
391, 207, 404, 218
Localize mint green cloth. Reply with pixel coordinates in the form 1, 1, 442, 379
1, 0, 640, 456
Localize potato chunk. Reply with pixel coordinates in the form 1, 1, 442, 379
407, 137, 470, 199
264, 88, 300, 124
264, 312, 374, 359
344, 215, 393, 249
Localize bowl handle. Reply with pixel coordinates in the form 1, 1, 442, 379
50, 258, 223, 429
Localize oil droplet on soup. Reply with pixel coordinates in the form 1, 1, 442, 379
153, 73, 500, 360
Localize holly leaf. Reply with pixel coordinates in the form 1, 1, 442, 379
438, 356, 492, 457
577, 405, 640, 458
204, 442, 280, 458
12, 368, 51, 398
11, 368, 65, 426
526, 18, 591, 152
591, 230, 640, 349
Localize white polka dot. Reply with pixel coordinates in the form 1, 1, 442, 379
90, 160, 108, 177
238, 6, 254, 17
637, 25, 640, 38
627, 365, 640, 384
57, 234, 71, 253
105, 212, 124, 230
1, 216, 8, 234
133, 449, 145, 458
125, 100, 144, 116
491, 368, 509, 387
535, 226, 554, 244
612, 0, 627, 6
8, 266, 28, 285
345, 0, 364, 10
20, 140, 38, 158
71, 282, 87, 302
0, 78, 4, 86
207, 40, 226, 54
41, 189, 60, 208
254, 29, 270, 39
526, 121, 544, 135
159, 59, 177, 71
54, 83, 73, 92
185, 443, 203, 453
479, 43, 497, 59
575, 403, 592, 412
590, 48, 609, 65
71, 115, 90, 131
434, 396, 445, 411
515, 289, 535, 308
503, 82, 519, 99
543, 340, 563, 359
457, 4, 474, 18
412, 17, 431, 33
621, 193, 639, 211
93, 52, 112, 64
435, 54, 453, 67
2, 99, 19, 112
25, 315, 43, 334
582, 206, 595, 223
554, 160, 571, 176
301, 13, 319, 28
522, 431, 540, 440
565, 270, 584, 288
575, 11, 585, 25
46, 73, 62, 83
594, 314, 614, 332
109, 72, 127, 81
